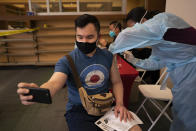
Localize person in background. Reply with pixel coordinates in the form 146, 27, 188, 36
109, 21, 122, 41
99, 21, 122, 49
125, 7, 160, 84
17, 14, 141, 131
126, 7, 160, 27
109, 10, 196, 131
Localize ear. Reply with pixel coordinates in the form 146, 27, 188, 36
141, 18, 147, 23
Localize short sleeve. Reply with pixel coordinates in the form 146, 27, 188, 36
54, 56, 70, 75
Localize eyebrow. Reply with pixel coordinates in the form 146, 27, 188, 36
76, 34, 94, 38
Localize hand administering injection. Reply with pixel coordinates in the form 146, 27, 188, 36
123, 51, 134, 62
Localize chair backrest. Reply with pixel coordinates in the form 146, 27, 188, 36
135, 68, 147, 83
155, 68, 167, 85
139, 69, 147, 81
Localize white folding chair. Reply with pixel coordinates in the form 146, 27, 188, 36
135, 68, 147, 84
136, 68, 173, 131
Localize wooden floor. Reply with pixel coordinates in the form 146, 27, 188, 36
0, 66, 68, 131
0, 66, 171, 131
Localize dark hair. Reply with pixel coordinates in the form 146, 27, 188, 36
75, 14, 100, 34
126, 7, 160, 23
109, 21, 122, 31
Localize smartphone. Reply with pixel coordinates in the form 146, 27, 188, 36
22, 87, 52, 104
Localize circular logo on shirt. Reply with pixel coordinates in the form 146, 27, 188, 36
80, 64, 109, 89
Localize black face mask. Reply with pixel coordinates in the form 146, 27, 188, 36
76, 40, 97, 54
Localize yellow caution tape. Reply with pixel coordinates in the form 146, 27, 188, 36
0, 27, 40, 37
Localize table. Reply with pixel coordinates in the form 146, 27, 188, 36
117, 55, 139, 108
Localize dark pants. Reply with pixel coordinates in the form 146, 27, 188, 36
65, 105, 102, 131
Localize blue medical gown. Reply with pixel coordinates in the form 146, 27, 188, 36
109, 13, 196, 131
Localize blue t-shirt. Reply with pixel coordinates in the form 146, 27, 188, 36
55, 48, 113, 111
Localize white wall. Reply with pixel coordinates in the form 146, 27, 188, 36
166, 0, 196, 27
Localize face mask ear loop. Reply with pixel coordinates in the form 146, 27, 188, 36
140, 10, 148, 24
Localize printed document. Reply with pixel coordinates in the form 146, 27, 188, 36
95, 107, 143, 131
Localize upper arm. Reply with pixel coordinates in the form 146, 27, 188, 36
110, 55, 122, 85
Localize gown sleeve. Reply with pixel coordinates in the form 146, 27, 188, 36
109, 13, 191, 54
129, 55, 165, 70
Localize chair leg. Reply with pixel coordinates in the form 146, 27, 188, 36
150, 99, 172, 122
148, 100, 172, 131
143, 104, 153, 123
136, 98, 147, 114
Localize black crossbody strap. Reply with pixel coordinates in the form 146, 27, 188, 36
66, 55, 82, 89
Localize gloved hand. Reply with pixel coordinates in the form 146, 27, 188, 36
123, 51, 135, 62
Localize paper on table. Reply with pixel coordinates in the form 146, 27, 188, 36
95, 107, 143, 131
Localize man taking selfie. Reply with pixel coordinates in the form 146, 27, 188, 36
17, 14, 141, 131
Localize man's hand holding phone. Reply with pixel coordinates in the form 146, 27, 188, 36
17, 82, 52, 105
